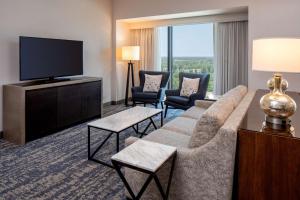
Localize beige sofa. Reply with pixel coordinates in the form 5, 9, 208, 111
124, 85, 255, 200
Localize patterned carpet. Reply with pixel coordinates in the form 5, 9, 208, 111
0, 105, 182, 200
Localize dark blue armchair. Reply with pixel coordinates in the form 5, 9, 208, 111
131, 70, 170, 108
164, 72, 210, 117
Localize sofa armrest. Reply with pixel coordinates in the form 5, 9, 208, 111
194, 100, 215, 109
165, 89, 180, 96
124, 129, 237, 199
173, 129, 237, 199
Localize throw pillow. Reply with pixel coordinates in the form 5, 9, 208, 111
143, 74, 163, 92
180, 77, 200, 97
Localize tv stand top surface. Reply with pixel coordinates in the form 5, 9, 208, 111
22, 78, 72, 86
5, 76, 102, 91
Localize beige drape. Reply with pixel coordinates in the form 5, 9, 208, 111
214, 21, 248, 95
130, 28, 155, 71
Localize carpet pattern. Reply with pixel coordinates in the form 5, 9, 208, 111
0, 105, 182, 200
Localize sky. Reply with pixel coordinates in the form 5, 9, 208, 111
159, 23, 214, 57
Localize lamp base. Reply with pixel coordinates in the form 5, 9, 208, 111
265, 115, 291, 125
262, 120, 295, 136
260, 73, 297, 124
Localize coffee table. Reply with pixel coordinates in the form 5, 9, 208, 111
87, 106, 163, 168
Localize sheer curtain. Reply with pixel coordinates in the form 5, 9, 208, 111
214, 21, 248, 95
130, 28, 155, 71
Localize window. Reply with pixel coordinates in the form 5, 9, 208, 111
158, 24, 214, 92
158, 27, 168, 72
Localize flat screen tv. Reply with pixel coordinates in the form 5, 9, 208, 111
20, 36, 83, 81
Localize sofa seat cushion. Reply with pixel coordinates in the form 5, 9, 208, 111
180, 106, 206, 119
162, 117, 196, 136
166, 96, 189, 105
133, 92, 157, 100
143, 129, 190, 148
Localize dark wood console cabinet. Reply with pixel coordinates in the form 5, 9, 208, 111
3, 77, 102, 144
234, 90, 300, 200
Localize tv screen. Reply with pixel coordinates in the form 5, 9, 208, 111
20, 36, 83, 81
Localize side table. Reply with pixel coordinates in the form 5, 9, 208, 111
111, 140, 177, 200
205, 92, 221, 101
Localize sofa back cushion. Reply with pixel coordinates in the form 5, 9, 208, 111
222, 85, 247, 108
189, 85, 247, 148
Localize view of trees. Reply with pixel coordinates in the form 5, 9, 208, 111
161, 57, 214, 92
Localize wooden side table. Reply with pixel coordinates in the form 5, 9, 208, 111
111, 140, 177, 200
233, 90, 300, 200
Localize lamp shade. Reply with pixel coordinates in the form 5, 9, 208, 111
122, 46, 140, 61
252, 38, 300, 73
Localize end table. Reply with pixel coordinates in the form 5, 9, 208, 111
111, 140, 177, 200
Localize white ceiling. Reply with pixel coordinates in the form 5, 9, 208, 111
118, 6, 248, 23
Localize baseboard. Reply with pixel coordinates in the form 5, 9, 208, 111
103, 100, 123, 106
111, 99, 125, 105
0, 131, 3, 139
110, 97, 132, 106
103, 100, 124, 106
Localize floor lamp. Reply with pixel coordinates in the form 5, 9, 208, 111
122, 46, 140, 106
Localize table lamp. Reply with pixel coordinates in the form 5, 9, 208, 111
252, 38, 300, 129
122, 46, 140, 106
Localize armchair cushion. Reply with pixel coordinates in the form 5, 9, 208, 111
131, 86, 143, 93
132, 92, 158, 100
180, 77, 200, 97
165, 89, 180, 96
166, 96, 189, 105
143, 74, 162, 92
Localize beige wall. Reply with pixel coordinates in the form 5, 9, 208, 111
0, 0, 112, 131
113, 0, 300, 94
113, 22, 131, 101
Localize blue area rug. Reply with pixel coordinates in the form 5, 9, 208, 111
0, 106, 181, 200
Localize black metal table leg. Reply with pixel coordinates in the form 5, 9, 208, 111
132, 113, 163, 138
153, 174, 167, 199
112, 161, 137, 199
116, 133, 119, 152
161, 111, 163, 127
88, 126, 119, 168
112, 153, 176, 200
88, 126, 91, 159
149, 117, 157, 129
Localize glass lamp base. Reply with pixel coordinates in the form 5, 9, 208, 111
261, 120, 295, 136
265, 115, 291, 125
260, 73, 297, 123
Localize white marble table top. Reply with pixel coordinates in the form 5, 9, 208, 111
111, 140, 177, 172
88, 106, 162, 133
